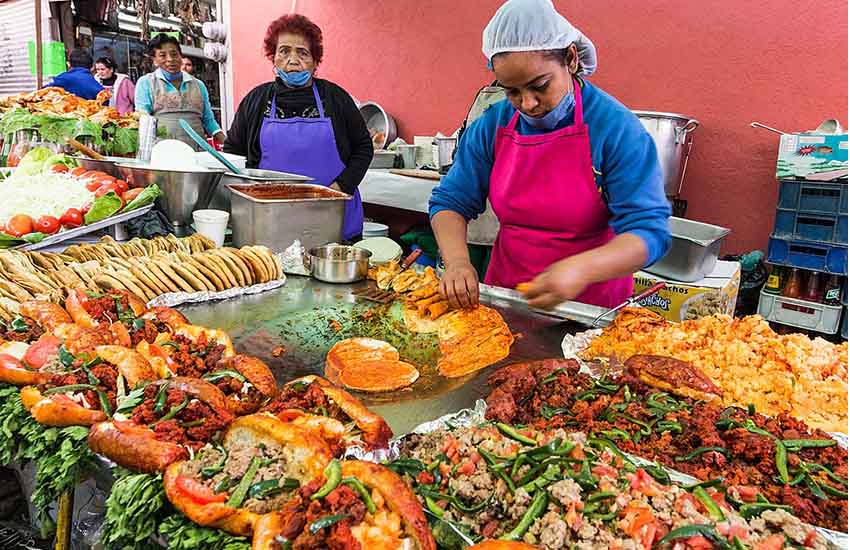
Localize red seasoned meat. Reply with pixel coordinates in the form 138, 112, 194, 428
0, 317, 44, 343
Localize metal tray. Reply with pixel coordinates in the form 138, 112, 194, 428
14, 204, 154, 251
644, 216, 730, 282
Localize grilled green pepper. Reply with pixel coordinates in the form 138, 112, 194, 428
500, 490, 547, 541
497, 423, 537, 446
308, 513, 350, 534
692, 486, 725, 521
226, 457, 261, 508
311, 459, 342, 500
342, 477, 376, 514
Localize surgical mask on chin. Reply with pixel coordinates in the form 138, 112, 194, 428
160, 68, 182, 80
275, 68, 312, 88
519, 91, 575, 130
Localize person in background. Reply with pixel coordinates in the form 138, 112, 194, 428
224, 14, 372, 241
94, 56, 135, 115
134, 33, 224, 149
47, 48, 103, 100
429, 0, 671, 310
181, 56, 194, 75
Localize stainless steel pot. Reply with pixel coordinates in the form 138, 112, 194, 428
115, 164, 224, 227
632, 111, 699, 197
306, 245, 371, 283
77, 156, 141, 177
359, 101, 397, 150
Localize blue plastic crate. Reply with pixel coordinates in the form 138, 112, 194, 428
767, 236, 847, 275
773, 210, 847, 245
778, 180, 847, 214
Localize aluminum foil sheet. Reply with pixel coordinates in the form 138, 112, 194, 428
146, 276, 287, 308
281, 240, 310, 276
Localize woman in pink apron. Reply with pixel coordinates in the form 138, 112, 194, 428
224, 14, 373, 241
429, 0, 672, 310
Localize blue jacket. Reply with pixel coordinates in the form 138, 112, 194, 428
47, 67, 103, 100
429, 80, 672, 267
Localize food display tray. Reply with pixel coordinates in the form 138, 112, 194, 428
14, 204, 154, 251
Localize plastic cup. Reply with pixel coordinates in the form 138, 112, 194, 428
192, 209, 229, 247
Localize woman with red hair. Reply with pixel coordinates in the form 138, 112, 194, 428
224, 14, 373, 241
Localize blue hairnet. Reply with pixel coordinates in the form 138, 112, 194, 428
482, 0, 597, 76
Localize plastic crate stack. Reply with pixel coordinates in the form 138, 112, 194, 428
761, 179, 847, 336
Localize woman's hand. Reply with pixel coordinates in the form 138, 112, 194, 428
213, 131, 226, 144
440, 259, 479, 309
523, 256, 592, 309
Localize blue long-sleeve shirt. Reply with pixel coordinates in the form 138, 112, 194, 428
135, 69, 222, 136
47, 67, 103, 100
429, 80, 671, 267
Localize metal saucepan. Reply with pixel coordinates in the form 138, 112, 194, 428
306, 245, 372, 283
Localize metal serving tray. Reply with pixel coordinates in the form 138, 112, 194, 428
644, 216, 730, 282
14, 205, 154, 251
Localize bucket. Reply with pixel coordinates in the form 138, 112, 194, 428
363, 222, 389, 238
632, 111, 699, 197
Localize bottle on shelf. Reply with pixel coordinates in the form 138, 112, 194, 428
823, 274, 842, 306
782, 268, 802, 299
764, 265, 783, 295
800, 271, 821, 303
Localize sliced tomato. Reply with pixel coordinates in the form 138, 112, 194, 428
23, 334, 61, 368
95, 183, 119, 197
60, 208, 83, 229
684, 535, 715, 550
735, 485, 759, 503
6, 215, 34, 237
122, 188, 144, 203
85, 179, 103, 192
631, 468, 660, 496
34, 215, 61, 235
276, 409, 304, 422
639, 522, 659, 550
456, 460, 475, 475
175, 476, 227, 504
70, 167, 87, 177
112, 179, 129, 196
49, 164, 69, 173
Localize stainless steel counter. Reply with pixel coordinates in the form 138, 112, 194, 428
178, 276, 585, 435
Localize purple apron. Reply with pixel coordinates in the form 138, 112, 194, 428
258, 82, 363, 240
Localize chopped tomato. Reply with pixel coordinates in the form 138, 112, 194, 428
592, 464, 618, 478
456, 461, 476, 476
6, 215, 34, 237
754, 534, 785, 550
122, 188, 144, 203
23, 334, 61, 368
416, 471, 435, 485
70, 166, 87, 177
803, 531, 819, 546
49, 164, 69, 173
468, 451, 481, 464
175, 476, 227, 504
619, 504, 655, 538
639, 522, 659, 550
735, 485, 759, 503
631, 469, 661, 496
684, 535, 715, 549
60, 208, 83, 228
34, 215, 60, 235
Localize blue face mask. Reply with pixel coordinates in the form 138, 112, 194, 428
160, 68, 182, 81
275, 68, 312, 88
519, 91, 575, 130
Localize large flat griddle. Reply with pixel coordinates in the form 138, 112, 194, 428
177, 276, 587, 435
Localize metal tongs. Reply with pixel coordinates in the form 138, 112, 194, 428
591, 282, 666, 327
352, 248, 423, 304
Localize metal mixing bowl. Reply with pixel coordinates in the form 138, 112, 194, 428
77, 156, 141, 177
306, 245, 372, 283
115, 164, 225, 226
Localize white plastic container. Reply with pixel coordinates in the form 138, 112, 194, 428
193, 209, 230, 248
757, 288, 843, 335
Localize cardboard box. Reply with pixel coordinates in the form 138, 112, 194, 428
776, 133, 848, 181
634, 260, 741, 322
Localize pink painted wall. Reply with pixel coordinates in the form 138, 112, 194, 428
229, 0, 848, 254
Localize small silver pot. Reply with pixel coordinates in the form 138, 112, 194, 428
306, 245, 372, 283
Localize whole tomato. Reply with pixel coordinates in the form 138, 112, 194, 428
6, 215, 34, 237
59, 208, 83, 228
112, 179, 129, 196
34, 216, 60, 235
